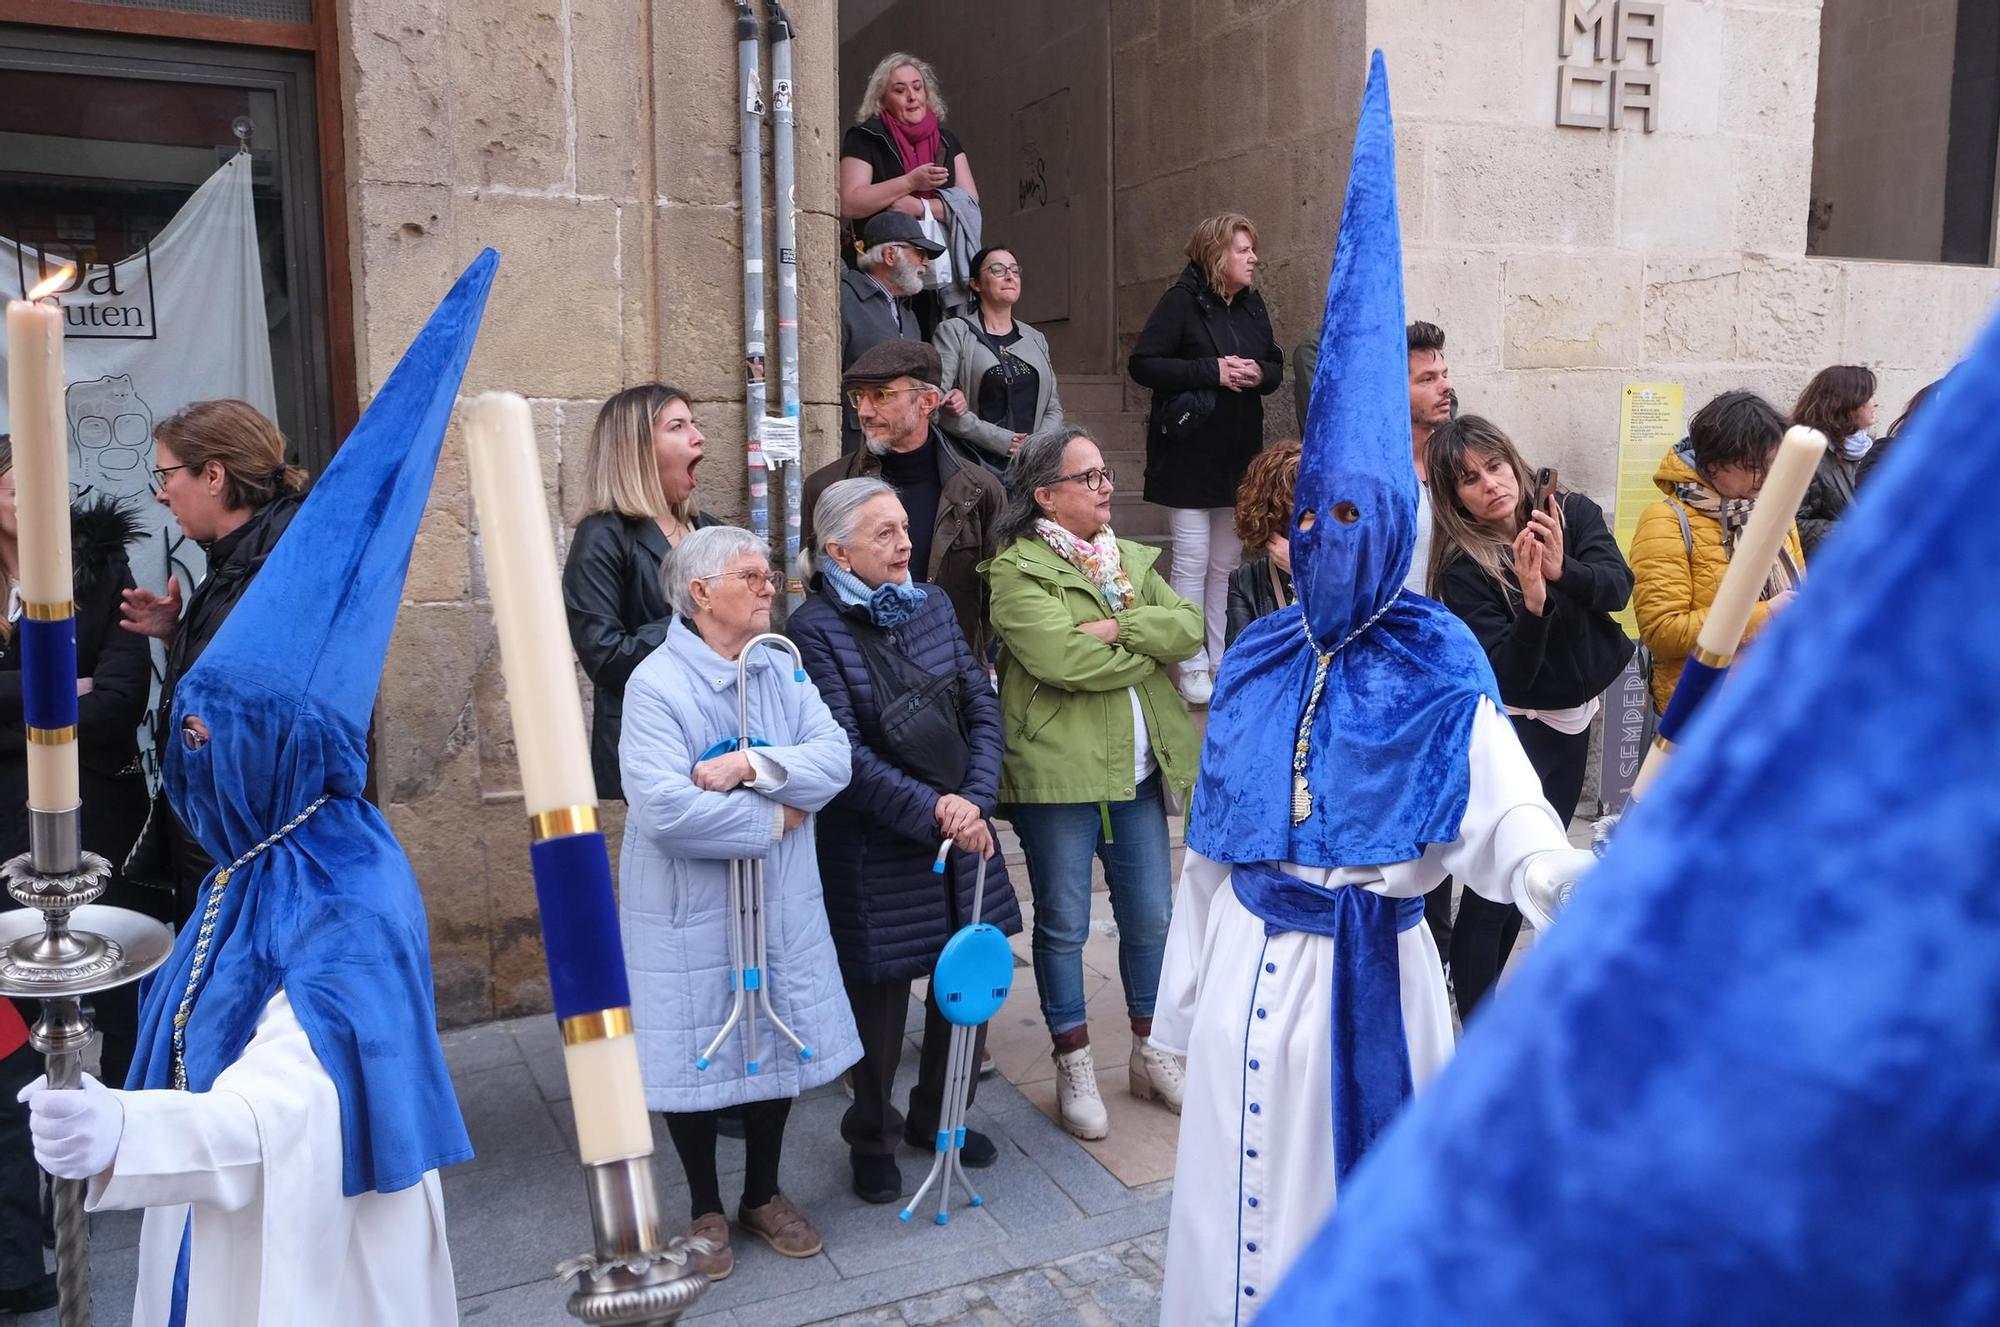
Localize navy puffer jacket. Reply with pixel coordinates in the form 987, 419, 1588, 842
790, 582, 1021, 984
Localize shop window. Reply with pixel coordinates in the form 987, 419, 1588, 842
0, 26, 337, 466
1808, 0, 2000, 264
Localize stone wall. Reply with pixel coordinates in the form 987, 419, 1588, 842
339, 0, 843, 1025
1377, 0, 1999, 507
1809, 0, 1960, 263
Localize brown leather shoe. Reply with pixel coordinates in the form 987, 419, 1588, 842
737, 1192, 823, 1258
684, 1212, 733, 1281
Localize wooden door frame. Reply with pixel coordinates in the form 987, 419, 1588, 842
0, 0, 359, 437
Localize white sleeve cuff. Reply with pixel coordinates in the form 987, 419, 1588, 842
745, 749, 790, 793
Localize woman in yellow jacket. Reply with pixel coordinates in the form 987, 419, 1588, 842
1631, 391, 1805, 714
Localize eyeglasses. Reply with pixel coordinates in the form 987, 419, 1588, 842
981, 263, 1022, 278
1053, 466, 1115, 492
150, 464, 190, 487
703, 568, 780, 592
845, 385, 930, 410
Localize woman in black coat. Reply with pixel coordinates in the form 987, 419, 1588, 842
1128, 213, 1283, 706
0, 447, 154, 1084
788, 477, 1019, 1207
1222, 441, 1300, 650
563, 384, 720, 803
1424, 416, 1634, 1019
118, 400, 306, 923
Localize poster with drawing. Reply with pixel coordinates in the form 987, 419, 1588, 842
0, 152, 276, 786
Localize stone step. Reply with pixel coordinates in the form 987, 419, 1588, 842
1060, 373, 1127, 415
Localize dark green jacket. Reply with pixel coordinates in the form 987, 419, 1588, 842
983, 535, 1202, 805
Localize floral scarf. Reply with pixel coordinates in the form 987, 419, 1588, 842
1035, 519, 1135, 611
1671, 441, 1803, 600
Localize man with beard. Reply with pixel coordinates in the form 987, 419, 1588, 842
840, 213, 942, 453
803, 340, 1002, 659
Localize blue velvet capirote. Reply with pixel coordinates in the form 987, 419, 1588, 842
1256, 286, 2000, 1322
128, 249, 498, 1198
1187, 53, 1497, 870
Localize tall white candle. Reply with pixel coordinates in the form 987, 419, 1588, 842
8, 270, 81, 813
1696, 426, 1826, 659
461, 392, 597, 816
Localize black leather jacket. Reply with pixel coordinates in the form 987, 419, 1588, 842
127, 494, 302, 919
1225, 555, 1293, 650
562, 510, 720, 802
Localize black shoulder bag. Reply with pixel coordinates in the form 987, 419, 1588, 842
850, 622, 972, 793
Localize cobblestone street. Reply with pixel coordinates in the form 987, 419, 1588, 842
810, 1235, 1166, 1327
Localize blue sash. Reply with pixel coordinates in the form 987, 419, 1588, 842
1231, 861, 1425, 1183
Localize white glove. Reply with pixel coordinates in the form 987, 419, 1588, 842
1516, 847, 1598, 932
17, 1073, 124, 1180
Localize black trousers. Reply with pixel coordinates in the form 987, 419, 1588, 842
662, 1098, 792, 1222
1433, 715, 1592, 1021
0, 1040, 45, 1290
841, 978, 985, 1158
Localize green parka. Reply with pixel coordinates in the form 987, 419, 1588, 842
983, 535, 1203, 806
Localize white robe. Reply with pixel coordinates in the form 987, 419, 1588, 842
85, 990, 459, 1327
1151, 699, 1568, 1327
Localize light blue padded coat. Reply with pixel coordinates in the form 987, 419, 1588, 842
617, 619, 861, 1111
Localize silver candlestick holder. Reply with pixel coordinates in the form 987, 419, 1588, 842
0, 806, 174, 1327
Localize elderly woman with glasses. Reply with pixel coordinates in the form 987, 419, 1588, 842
932, 246, 1064, 473
616, 524, 860, 1281
982, 427, 1202, 1142
788, 477, 1022, 1204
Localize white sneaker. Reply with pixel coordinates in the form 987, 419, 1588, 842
1053, 1046, 1110, 1139
1177, 668, 1213, 707
1129, 1042, 1186, 1114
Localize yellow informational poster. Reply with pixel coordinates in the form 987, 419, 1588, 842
1611, 382, 1684, 637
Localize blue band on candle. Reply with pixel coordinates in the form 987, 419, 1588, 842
1656, 656, 1727, 746
528, 831, 632, 1020
19, 614, 78, 733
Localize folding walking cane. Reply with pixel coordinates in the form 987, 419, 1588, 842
900, 838, 1013, 1225
696, 633, 815, 1075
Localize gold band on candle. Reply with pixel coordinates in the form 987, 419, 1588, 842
26, 725, 77, 746
560, 1007, 633, 1046
1692, 646, 1731, 669
530, 805, 599, 841
21, 599, 74, 622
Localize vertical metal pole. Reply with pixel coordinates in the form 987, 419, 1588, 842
35, 992, 92, 1326
767, 0, 804, 613
736, 2, 771, 562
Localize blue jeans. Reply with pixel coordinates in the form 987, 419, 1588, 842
1007, 773, 1175, 1039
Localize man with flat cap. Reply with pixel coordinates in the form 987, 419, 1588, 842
804, 339, 1003, 659
841, 212, 946, 453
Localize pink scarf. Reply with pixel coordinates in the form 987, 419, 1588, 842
883, 109, 943, 195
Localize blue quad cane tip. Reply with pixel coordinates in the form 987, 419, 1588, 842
799, 1047, 814, 1061
746, 1060, 760, 1073
935, 1212, 949, 1226
898, 1208, 913, 1222
969, 1195, 984, 1207
695, 1057, 711, 1071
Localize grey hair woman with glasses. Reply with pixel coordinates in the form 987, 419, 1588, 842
981, 427, 1202, 1142
932, 246, 1064, 472
616, 523, 860, 1280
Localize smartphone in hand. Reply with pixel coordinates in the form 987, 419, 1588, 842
1533, 466, 1559, 511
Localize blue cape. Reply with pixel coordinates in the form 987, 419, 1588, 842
129, 251, 498, 1196
1188, 53, 1496, 869
1257, 285, 2000, 1321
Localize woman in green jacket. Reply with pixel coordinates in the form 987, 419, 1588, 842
984, 427, 1201, 1142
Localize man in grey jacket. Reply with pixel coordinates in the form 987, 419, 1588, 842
841, 212, 942, 452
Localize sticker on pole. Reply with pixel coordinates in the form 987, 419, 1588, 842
757, 415, 801, 465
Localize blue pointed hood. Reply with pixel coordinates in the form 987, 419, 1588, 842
1187, 54, 1498, 869
1294, 50, 1417, 645
129, 250, 498, 1197
1256, 306, 2000, 1324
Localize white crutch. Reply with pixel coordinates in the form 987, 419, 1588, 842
696, 633, 815, 1074
901, 837, 1014, 1224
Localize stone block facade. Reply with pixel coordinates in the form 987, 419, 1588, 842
342, 0, 842, 1024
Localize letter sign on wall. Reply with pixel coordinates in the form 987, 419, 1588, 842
1558, 0, 1663, 132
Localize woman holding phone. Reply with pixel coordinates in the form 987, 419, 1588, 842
1423, 415, 1634, 1018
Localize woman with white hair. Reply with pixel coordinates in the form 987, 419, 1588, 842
616, 524, 860, 1281
786, 478, 1021, 1205
840, 51, 981, 331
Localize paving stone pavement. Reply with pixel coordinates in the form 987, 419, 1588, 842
805, 1233, 1166, 1327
